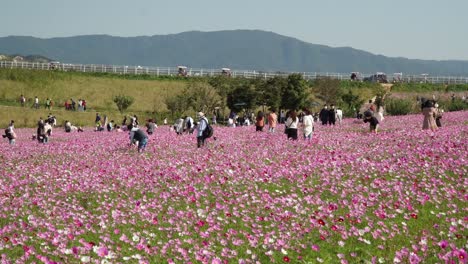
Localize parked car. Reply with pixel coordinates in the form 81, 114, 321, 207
363, 72, 388, 83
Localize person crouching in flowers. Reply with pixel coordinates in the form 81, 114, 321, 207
363, 111, 379, 133
3, 127, 16, 145
129, 127, 148, 153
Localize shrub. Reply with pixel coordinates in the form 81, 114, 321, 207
443, 98, 468, 112
385, 98, 415, 116
113, 95, 134, 114
445, 84, 468, 92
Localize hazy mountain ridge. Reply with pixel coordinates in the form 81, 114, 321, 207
0, 30, 467, 75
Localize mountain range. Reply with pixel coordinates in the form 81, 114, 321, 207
0, 30, 467, 75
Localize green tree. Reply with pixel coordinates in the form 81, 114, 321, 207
227, 81, 258, 113
164, 94, 186, 118
281, 74, 309, 110
341, 89, 363, 109
183, 81, 222, 114
313, 77, 343, 105
373, 85, 389, 110
113, 95, 134, 114
257, 76, 286, 111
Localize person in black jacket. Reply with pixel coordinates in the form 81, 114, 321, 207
319, 105, 329, 125
328, 104, 336, 126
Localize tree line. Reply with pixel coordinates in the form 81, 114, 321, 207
161, 75, 386, 120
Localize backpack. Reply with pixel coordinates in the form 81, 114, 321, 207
202, 119, 213, 138
364, 109, 373, 118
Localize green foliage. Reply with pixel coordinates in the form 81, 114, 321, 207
339, 80, 381, 89
258, 76, 286, 111
281, 74, 309, 110
312, 77, 342, 105
385, 98, 415, 116
445, 84, 468, 92
226, 81, 258, 112
113, 95, 134, 114
391, 83, 447, 92
341, 89, 364, 110
164, 95, 187, 118
182, 81, 222, 114
163, 81, 222, 118
441, 98, 468, 112
373, 85, 389, 109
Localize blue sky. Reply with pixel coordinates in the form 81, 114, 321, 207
2, 0, 467, 60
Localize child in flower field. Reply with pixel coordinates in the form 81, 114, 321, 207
363, 112, 379, 133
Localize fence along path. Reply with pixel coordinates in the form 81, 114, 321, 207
1, 60, 468, 84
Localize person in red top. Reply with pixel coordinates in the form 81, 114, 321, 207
368, 100, 376, 112
255, 111, 265, 132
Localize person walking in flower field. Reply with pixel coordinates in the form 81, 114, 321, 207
268, 109, 278, 133
285, 110, 299, 140
302, 109, 314, 140
421, 99, 437, 131
196, 112, 211, 148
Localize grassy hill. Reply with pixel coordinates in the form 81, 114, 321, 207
0, 69, 188, 127
1, 68, 466, 128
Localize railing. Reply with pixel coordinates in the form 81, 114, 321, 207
1, 60, 468, 84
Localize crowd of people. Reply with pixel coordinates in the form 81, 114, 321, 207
3, 95, 450, 149
18, 95, 89, 112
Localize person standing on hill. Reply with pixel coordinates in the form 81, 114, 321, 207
34, 96, 39, 109
45, 98, 51, 110
20, 94, 26, 107
268, 109, 278, 133
95, 113, 101, 124
71, 98, 76, 111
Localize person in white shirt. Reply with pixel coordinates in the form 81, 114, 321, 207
302, 109, 314, 141
375, 106, 384, 123
34, 96, 39, 109
174, 117, 184, 135
336, 107, 343, 125
184, 116, 195, 134
285, 110, 299, 140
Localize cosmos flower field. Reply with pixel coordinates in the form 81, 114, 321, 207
0, 112, 467, 264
